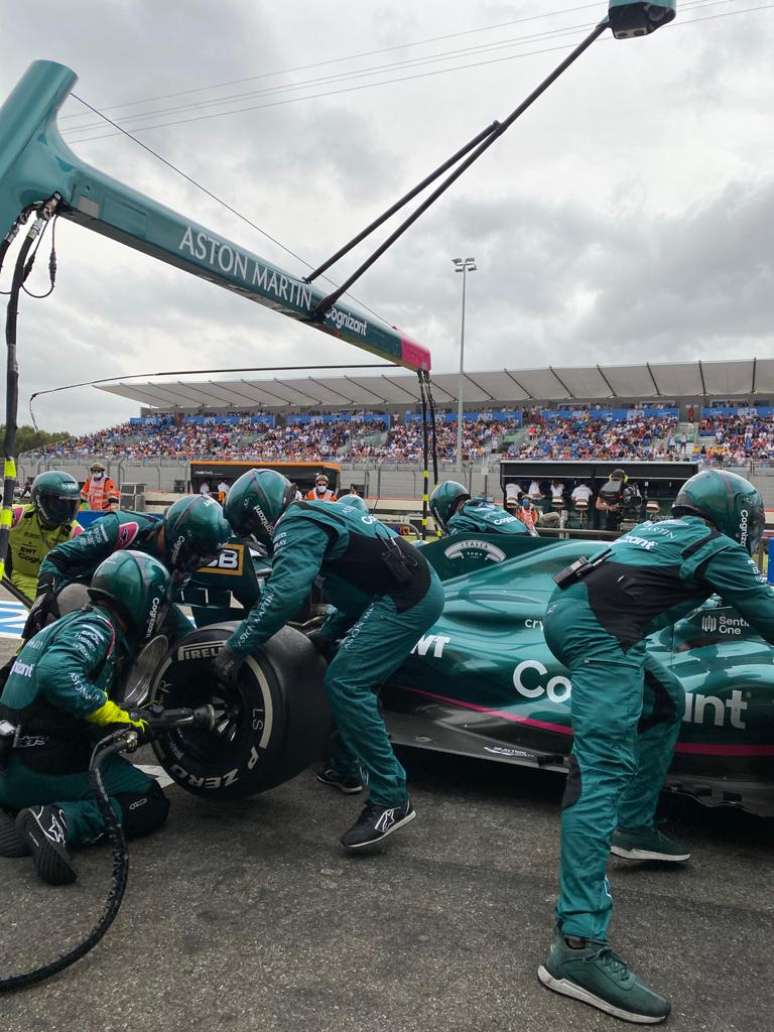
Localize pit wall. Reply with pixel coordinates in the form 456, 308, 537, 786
17, 456, 774, 509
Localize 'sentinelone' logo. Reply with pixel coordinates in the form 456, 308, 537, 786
701, 613, 718, 633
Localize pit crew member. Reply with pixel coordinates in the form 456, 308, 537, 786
219, 469, 444, 850
308, 493, 376, 795
8, 471, 82, 600
28, 495, 230, 640
429, 480, 532, 537
538, 470, 774, 1023
0, 551, 171, 885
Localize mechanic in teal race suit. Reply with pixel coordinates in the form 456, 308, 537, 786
429, 480, 532, 536
0, 552, 171, 886
305, 494, 383, 796
538, 470, 774, 1024
28, 494, 230, 641
216, 471, 445, 851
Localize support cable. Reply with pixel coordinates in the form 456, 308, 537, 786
417, 371, 430, 540
309, 19, 609, 318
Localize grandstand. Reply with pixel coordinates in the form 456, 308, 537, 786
19, 359, 774, 504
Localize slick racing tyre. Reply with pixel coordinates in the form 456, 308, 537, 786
148, 622, 330, 800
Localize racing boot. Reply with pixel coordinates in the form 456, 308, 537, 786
611, 825, 690, 863
340, 798, 415, 851
15, 805, 77, 885
0, 808, 28, 858
316, 767, 363, 795
538, 930, 670, 1024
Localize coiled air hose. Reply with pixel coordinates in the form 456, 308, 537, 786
0, 705, 217, 992
0, 729, 133, 993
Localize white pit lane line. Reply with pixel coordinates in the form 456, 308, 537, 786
135, 765, 175, 788
0, 601, 28, 639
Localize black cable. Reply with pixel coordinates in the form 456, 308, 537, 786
417, 371, 430, 541
0, 731, 131, 993
423, 371, 440, 486
57, 1, 605, 124
62, 3, 766, 144
22, 217, 58, 300
311, 18, 608, 318
68, 96, 390, 328
28, 362, 398, 430
304, 120, 500, 284
63, 19, 599, 135
0, 233, 35, 582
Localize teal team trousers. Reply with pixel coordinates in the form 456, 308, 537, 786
0, 754, 160, 848
325, 571, 446, 807
544, 594, 685, 941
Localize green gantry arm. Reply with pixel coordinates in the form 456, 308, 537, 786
0, 60, 431, 372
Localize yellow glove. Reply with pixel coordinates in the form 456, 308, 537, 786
86, 699, 150, 744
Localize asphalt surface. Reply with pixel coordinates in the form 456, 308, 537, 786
1, 635, 773, 1032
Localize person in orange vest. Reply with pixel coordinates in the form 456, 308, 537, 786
81, 463, 119, 511
517, 494, 539, 533
305, 473, 336, 502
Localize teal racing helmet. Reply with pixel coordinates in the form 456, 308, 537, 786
89, 550, 171, 645
31, 471, 80, 529
337, 493, 369, 514
429, 480, 470, 532
672, 469, 765, 555
163, 495, 231, 573
224, 468, 296, 547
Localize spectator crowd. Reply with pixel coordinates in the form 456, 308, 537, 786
27, 406, 774, 468
695, 413, 774, 466
510, 413, 684, 462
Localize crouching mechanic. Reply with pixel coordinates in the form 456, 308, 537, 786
538, 470, 774, 1024
27, 494, 230, 641
8, 471, 82, 600
0, 551, 171, 885
217, 470, 445, 850
429, 480, 533, 537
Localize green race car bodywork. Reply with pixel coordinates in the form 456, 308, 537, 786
177, 529, 774, 815
384, 533, 774, 817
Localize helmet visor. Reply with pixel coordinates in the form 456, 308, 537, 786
176, 541, 226, 574
37, 493, 80, 527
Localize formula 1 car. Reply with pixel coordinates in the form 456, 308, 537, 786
141, 530, 774, 817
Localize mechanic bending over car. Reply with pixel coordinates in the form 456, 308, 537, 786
7, 471, 82, 600
429, 480, 533, 537
25, 494, 231, 641
539, 470, 774, 1024
0, 552, 171, 886
308, 493, 379, 795
217, 470, 444, 851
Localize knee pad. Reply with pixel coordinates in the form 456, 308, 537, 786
561, 755, 582, 810
115, 781, 170, 839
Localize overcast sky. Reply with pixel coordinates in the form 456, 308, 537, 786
3, 0, 774, 432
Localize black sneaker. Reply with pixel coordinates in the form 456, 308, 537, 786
340, 798, 415, 851
0, 808, 28, 857
15, 805, 77, 885
316, 766, 363, 795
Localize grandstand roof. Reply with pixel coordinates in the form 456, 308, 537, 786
97, 358, 774, 411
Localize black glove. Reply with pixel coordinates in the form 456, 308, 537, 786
212, 645, 242, 685
306, 629, 337, 662
22, 588, 59, 640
